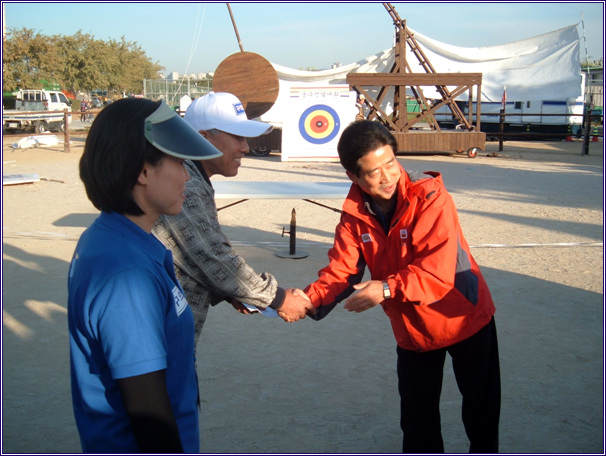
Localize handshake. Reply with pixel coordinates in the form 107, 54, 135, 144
229, 288, 314, 323
276, 288, 315, 323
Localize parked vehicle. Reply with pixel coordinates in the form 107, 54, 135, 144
431, 74, 587, 140
432, 97, 585, 139
90, 97, 103, 109
3, 89, 72, 134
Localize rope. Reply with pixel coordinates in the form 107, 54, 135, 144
227, 240, 603, 249
469, 242, 602, 249
170, 4, 207, 105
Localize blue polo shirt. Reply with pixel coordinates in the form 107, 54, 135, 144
68, 211, 199, 453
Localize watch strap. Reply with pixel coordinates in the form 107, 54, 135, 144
382, 280, 391, 299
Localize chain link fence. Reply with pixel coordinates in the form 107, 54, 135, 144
143, 78, 213, 110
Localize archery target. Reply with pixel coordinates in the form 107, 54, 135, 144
281, 84, 356, 161
298, 104, 340, 144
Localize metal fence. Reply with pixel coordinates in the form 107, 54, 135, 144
142, 78, 213, 109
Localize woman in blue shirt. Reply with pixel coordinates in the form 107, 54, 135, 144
68, 98, 221, 453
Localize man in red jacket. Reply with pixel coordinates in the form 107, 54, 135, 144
305, 120, 500, 453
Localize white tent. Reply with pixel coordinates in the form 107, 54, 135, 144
410, 24, 581, 102
259, 24, 582, 126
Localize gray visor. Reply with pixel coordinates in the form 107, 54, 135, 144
144, 100, 222, 160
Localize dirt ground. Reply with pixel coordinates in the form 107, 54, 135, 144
2, 133, 604, 454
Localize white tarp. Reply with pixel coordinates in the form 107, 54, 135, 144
259, 24, 582, 125
410, 24, 581, 102
11, 135, 59, 149
261, 50, 394, 126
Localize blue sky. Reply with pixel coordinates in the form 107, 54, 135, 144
3, 1, 604, 75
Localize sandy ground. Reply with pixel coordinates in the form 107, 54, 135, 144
2, 132, 604, 454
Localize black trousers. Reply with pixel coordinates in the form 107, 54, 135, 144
397, 318, 501, 453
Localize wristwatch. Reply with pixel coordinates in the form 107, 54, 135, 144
382, 281, 391, 299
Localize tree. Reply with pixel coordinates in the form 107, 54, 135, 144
2, 28, 58, 91
53, 32, 107, 93
2, 27, 164, 95
106, 37, 164, 94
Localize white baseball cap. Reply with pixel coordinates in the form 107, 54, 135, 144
184, 92, 273, 138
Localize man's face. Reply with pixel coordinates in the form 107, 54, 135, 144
347, 145, 401, 205
201, 130, 249, 178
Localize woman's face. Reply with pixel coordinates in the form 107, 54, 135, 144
139, 155, 190, 222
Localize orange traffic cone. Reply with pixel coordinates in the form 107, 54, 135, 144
565, 125, 573, 142
592, 125, 599, 142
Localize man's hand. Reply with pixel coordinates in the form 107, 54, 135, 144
344, 280, 384, 313
227, 298, 256, 315
278, 288, 315, 323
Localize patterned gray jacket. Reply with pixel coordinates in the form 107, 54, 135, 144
153, 160, 284, 344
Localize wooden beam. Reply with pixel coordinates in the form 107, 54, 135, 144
347, 73, 483, 86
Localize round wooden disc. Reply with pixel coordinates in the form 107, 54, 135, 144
213, 51, 280, 119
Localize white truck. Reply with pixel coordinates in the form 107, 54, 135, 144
3, 89, 72, 134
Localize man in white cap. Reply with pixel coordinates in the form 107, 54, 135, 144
153, 92, 314, 347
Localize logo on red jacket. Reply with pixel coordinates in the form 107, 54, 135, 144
400, 229, 408, 240
361, 233, 372, 243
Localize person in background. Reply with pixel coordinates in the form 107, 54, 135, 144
305, 120, 501, 453
80, 99, 88, 122
68, 98, 222, 453
153, 92, 314, 347
356, 94, 369, 120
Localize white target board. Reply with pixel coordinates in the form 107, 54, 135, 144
281, 84, 356, 162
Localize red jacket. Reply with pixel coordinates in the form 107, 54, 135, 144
306, 167, 495, 352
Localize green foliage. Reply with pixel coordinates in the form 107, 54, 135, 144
2, 27, 165, 95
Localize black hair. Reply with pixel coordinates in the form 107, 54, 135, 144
79, 98, 166, 215
337, 120, 398, 176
